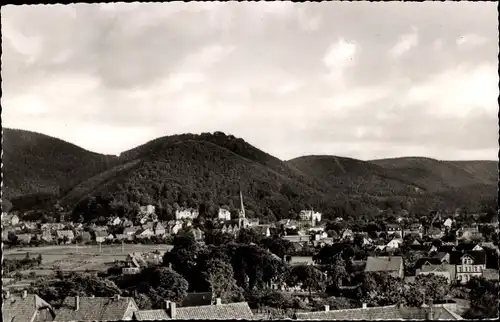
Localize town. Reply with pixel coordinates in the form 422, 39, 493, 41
2, 191, 499, 320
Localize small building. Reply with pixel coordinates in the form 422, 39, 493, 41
2, 291, 55, 322
417, 264, 454, 284
386, 238, 403, 249
54, 295, 139, 321
1, 214, 20, 226
365, 256, 404, 279
17, 233, 33, 244
123, 226, 140, 236
286, 256, 315, 266
386, 224, 403, 237
428, 227, 444, 239
218, 208, 231, 221
135, 228, 154, 239
175, 208, 199, 221
299, 210, 322, 224
94, 231, 108, 243
56, 230, 75, 244
154, 222, 166, 236
341, 229, 353, 241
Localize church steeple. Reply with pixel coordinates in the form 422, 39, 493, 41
238, 189, 247, 229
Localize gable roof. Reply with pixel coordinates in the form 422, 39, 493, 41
2, 294, 53, 322
454, 243, 482, 252
181, 292, 213, 307
134, 310, 171, 320
175, 302, 253, 320
294, 305, 462, 320
54, 296, 137, 321
415, 257, 443, 269
365, 256, 403, 272
449, 251, 486, 265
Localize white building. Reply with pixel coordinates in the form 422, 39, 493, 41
218, 208, 231, 221
139, 205, 155, 215
299, 210, 322, 224
175, 209, 199, 221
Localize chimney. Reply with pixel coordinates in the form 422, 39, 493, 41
324, 305, 330, 312
22, 290, 27, 299
165, 300, 171, 309
75, 296, 80, 311
170, 302, 177, 319
362, 303, 367, 309
216, 298, 222, 305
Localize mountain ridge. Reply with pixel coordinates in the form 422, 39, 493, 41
3, 128, 497, 221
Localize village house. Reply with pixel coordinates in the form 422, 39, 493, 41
3, 291, 55, 322
299, 210, 322, 225
56, 230, 75, 244
217, 208, 231, 221
175, 208, 199, 221
1, 213, 20, 226
428, 226, 444, 239
403, 223, 423, 238
386, 224, 403, 237
39, 230, 54, 243
153, 222, 166, 236
108, 217, 122, 226
54, 295, 139, 321
17, 233, 33, 244
139, 205, 155, 216
133, 298, 253, 320
141, 222, 154, 230
21, 221, 37, 230
455, 226, 480, 240
341, 229, 354, 241
451, 251, 486, 284
443, 218, 454, 230
135, 228, 155, 239
123, 226, 140, 236
94, 231, 108, 243
386, 238, 403, 250
365, 256, 404, 279
416, 263, 456, 284
283, 234, 312, 243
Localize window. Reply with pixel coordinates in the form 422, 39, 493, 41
457, 266, 462, 273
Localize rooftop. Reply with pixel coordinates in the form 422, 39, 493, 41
2, 293, 53, 322
365, 256, 403, 272
54, 296, 137, 321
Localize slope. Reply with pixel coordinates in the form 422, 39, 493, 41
2, 128, 118, 208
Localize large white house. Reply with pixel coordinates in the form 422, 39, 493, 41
299, 210, 322, 224
175, 209, 199, 221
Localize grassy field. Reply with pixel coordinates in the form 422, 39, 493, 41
3, 244, 174, 273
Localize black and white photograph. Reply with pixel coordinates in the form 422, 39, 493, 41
1, 1, 498, 321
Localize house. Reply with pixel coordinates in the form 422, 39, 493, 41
39, 230, 54, 243
386, 238, 403, 249
154, 222, 166, 236
365, 256, 404, 279
443, 218, 453, 229
80, 231, 92, 243
133, 298, 254, 320
95, 231, 108, 243
2, 214, 20, 226
135, 228, 154, 239
17, 233, 33, 244
386, 224, 402, 237
171, 223, 183, 235
123, 226, 140, 236
341, 229, 353, 241
451, 251, 486, 284
282, 235, 310, 243
218, 208, 231, 221
428, 227, 444, 239
286, 256, 315, 266
175, 208, 199, 221
21, 222, 37, 230
106, 233, 115, 241
56, 230, 75, 243
250, 224, 271, 237
2, 291, 55, 322
139, 205, 155, 216
403, 223, 423, 238
299, 210, 322, 224
294, 303, 463, 320
54, 295, 139, 321
456, 226, 479, 240
108, 217, 122, 226
417, 264, 455, 283
192, 227, 204, 241
141, 222, 154, 230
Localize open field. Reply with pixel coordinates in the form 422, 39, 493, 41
3, 244, 174, 273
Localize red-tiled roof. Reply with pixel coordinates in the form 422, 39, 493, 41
54, 296, 137, 321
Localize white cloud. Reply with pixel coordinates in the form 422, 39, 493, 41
389, 27, 418, 57
456, 33, 489, 47
404, 63, 498, 117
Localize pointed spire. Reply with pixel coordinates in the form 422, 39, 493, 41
239, 189, 245, 219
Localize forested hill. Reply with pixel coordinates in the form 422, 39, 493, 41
3, 129, 497, 222
2, 128, 118, 209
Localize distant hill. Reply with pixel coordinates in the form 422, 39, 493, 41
2, 128, 118, 210
3, 129, 497, 222
370, 157, 498, 191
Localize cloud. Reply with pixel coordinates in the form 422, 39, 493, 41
2, 2, 497, 161
389, 27, 418, 57
456, 33, 489, 47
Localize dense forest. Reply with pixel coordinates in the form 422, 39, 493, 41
3, 128, 497, 222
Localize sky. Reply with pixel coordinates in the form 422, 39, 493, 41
2, 2, 498, 161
